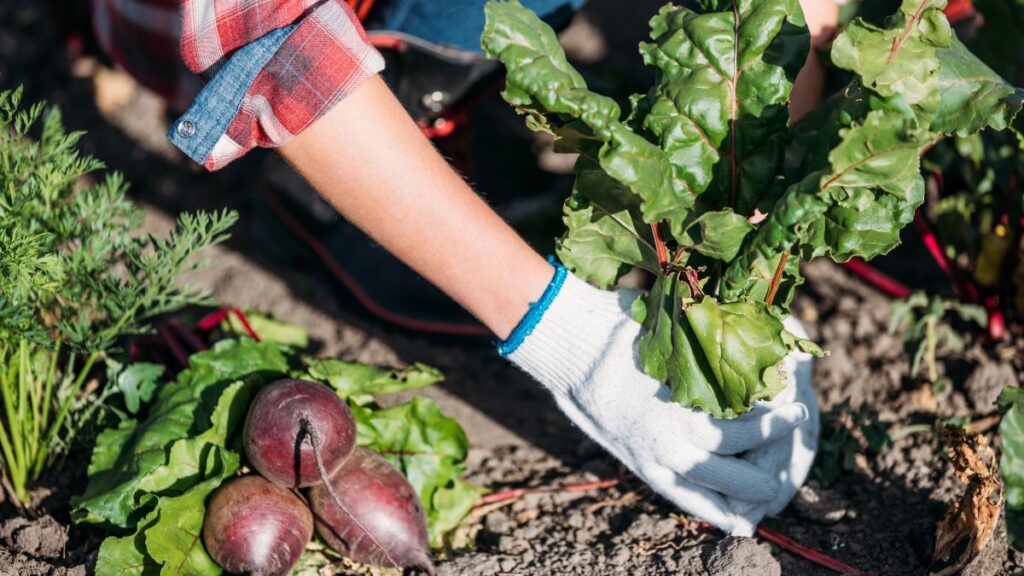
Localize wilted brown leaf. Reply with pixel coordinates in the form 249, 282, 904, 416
931, 426, 1003, 576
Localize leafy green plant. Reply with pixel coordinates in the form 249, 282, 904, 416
481, 0, 1024, 417
888, 291, 986, 384
0, 87, 236, 507
918, 0, 1024, 325
74, 338, 480, 575
813, 399, 891, 487
998, 385, 1024, 547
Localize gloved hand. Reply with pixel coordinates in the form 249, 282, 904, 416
728, 316, 820, 531
499, 265, 817, 535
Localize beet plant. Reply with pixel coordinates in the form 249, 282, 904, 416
481, 0, 1024, 418
902, 0, 1024, 336
74, 338, 478, 576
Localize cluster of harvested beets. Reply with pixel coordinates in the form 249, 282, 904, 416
202, 379, 435, 575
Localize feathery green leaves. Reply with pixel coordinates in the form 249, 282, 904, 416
0, 88, 236, 506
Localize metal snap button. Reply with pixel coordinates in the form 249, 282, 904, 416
176, 119, 196, 138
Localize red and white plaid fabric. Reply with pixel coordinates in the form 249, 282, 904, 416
92, 0, 384, 169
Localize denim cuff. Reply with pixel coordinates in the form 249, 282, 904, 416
167, 24, 297, 165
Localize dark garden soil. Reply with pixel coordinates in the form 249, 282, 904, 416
2, 1, 1024, 575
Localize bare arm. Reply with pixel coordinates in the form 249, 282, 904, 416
792, 0, 841, 122
277, 75, 554, 339
275, 38, 816, 538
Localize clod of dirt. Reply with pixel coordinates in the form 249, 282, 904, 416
1, 515, 67, 558
964, 361, 1016, 412
483, 511, 515, 535
625, 514, 679, 541
0, 549, 85, 576
703, 537, 780, 576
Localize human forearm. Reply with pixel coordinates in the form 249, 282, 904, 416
791, 0, 840, 122
277, 67, 816, 538
277, 75, 553, 339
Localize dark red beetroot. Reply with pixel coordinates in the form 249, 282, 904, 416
310, 447, 434, 574
244, 378, 356, 487
203, 475, 313, 576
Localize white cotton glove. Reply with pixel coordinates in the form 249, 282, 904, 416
500, 267, 817, 535
727, 316, 820, 528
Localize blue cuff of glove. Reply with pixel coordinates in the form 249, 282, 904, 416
497, 257, 567, 356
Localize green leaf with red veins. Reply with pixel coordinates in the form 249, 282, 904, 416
721, 184, 825, 308
481, 0, 689, 229
306, 359, 443, 397
684, 298, 788, 415
485, 0, 1024, 418
931, 36, 1024, 137
637, 0, 808, 222
72, 340, 290, 528
806, 109, 931, 261
831, 0, 951, 121
144, 460, 233, 576
95, 530, 160, 576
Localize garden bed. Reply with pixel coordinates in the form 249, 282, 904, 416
2, 1, 1024, 574
3, 250, 1022, 576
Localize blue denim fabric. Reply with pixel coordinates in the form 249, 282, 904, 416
169, 1, 585, 165
167, 24, 297, 164
365, 0, 586, 52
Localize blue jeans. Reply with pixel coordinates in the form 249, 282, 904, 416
365, 0, 587, 52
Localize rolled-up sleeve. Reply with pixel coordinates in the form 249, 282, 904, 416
168, 0, 384, 170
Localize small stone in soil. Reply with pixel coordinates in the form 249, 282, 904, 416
485, 511, 515, 535
792, 484, 851, 524
964, 360, 1016, 412
703, 537, 781, 576
498, 557, 519, 572
626, 513, 678, 541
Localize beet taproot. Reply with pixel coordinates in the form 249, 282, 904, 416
310, 447, 434, 574
202, 475, 313, 576
244, 378, 356, 487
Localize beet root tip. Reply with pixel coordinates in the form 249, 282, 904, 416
310, 447, 434, 571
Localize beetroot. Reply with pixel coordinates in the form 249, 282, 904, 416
244, 378, 356, 487
310, 447, 434, 573
202, 475, 313, 576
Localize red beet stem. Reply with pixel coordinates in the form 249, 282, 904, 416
196, 308, 230, 331
756, 525, 875, 576
913, 211, 979, 302
232, 308, 262, 341
475, 478, 620, 506
839, 259, 912, 299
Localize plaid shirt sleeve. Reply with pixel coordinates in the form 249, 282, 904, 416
170, 0, 384, 169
